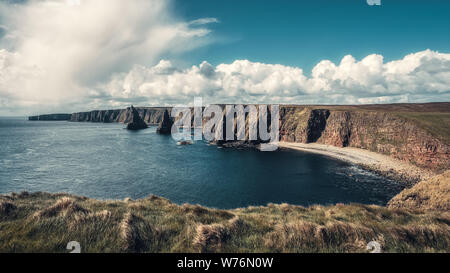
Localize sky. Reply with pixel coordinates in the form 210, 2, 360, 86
0, 0, 449, 116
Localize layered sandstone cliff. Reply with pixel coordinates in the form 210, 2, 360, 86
30, 103, 450, 171
69, 107, 171, 125
280, 106, 449, 171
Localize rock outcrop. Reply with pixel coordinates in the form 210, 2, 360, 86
156, 109, 173, 134
30, 102, 450, 170
126, 106, 148, 130
69, 107, 171, 124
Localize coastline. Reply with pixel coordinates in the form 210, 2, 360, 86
278, 142, 435, 184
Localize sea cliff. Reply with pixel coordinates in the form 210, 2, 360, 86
69, 107, 171, 125
30, 103, 450, 171
279, 105, 449, 171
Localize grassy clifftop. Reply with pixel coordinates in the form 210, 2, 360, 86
393, 112, 450, 146
388, 170, 450, 211
280, 103, 450, 171
1, 185, 449, 253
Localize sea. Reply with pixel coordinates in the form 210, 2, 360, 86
0, 117, 404, 209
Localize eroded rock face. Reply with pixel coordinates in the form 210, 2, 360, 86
126, 106, 148, 130
280, 107, 449, 170
50, 102, 450, 170
70, 107, 171, 124
306, 109, 330, 143
210, 106, 272, 147
156, 109, 173, 134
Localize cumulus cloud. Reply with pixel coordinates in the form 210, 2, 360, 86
103, 49, 450, 106
0, 0, 216, 114
0, 1, 449, 115
308, 50, 450, 98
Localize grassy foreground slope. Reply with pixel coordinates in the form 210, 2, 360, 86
388, 171, 450, 211
1, 183, 449, 253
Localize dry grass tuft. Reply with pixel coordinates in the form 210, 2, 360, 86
1, 191, 449, 253
181, 204, 234, 220
119, 212, 137, 251
32, 197, 89, 219
265, 220, 375, 252
193, 216, 244, 252
388, 170, 450, 211
227, 216, 244, 231
11, 191, 30, 199
193, 223, 227, 252
0, 201, 16, 216
181, 204, 210, 215
264, 221, 318, 251
119, 212, 159, 252
388, 224, 450, 247
70, 210, 112, 230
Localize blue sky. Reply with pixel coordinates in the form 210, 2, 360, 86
0, 0, 449, 115
172, 0, 450, 73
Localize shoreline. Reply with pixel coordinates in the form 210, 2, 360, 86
278, 142, 435, 185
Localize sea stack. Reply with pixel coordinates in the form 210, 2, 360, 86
156, 109, 173, 134
126, 105, 148, 130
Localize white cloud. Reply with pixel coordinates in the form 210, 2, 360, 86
103, 49, 450, 106
189, 18, 220, 25
0, 0, 216, 114
0, 1, 449, 115
308, 50, 450, 97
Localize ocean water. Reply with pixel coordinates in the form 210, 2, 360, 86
0, 117, 404, 209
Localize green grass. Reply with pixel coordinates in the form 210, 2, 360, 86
1, 192, 449, 253
394, 112, 450, 145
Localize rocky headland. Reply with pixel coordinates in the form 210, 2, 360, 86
15, 102, 450, 253
29, 102, 449, 182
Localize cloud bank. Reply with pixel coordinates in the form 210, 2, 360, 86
0, 0, 216, 114
0, 0, 449, 115
105, 49, 450, 106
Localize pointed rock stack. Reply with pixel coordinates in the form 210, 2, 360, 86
156, 109, 173, 134
126, 105, 148, 130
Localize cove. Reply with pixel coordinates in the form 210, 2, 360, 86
0, 118, 405, 209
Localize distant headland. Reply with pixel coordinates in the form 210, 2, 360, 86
28, 102, 450, 175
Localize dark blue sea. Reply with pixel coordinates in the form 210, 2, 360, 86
0, 117, 404, 208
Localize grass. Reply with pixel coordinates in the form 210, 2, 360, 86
394, 112, 450, 145
388, 171, 450, 211
0, 191, 449, 253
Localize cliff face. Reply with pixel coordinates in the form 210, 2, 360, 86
320, 111, 448, 169
35, 103, 450, 171
70, 107, 171, 125
280, 106, 449, 171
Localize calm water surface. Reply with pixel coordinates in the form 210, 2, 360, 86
0, 117, 404, 208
